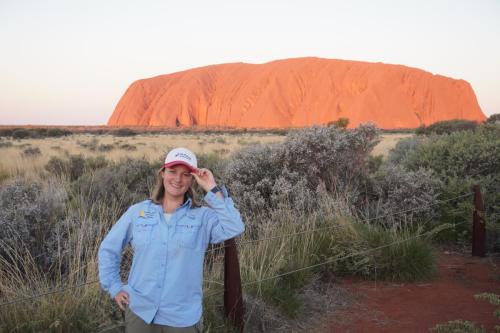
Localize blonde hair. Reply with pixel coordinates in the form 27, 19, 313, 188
150, 167, 200, 208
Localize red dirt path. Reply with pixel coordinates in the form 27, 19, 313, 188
323, 251, 500, 332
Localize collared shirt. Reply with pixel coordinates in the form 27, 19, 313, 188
98, 187, 244, 327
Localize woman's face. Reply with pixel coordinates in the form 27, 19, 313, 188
162, 164, 194, 199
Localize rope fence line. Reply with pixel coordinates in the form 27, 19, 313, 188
204, 219, 469, 299
206, 191, 474, 253
0, 191, 475, 309
0, 280, 98, 307
92, 221, 464, 333
0, 278, 226, 308
91, 220, 468, 333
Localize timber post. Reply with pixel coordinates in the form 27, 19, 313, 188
472, 185, 486, 257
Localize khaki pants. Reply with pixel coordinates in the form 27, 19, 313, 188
125, 307, 203, 333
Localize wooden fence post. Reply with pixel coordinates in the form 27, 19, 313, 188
224, 238, 245, 331
472, 185, 486, 257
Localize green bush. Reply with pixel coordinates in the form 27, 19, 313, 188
327, 117, 349, 129
70, 158, 156, 221
416, 119, 478, 135
390, 124, 500, 242
0, 128, 14, 137
45, 154, 109, 181
12, 128, 31, 139
111, 128, 137, 137
47, 128, 71, 137
486, 113, 500, 124
358, 225, 436, 281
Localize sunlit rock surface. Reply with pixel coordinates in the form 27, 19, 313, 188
108, 57, 485, 129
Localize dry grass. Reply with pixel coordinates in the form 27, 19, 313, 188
372, 134, 413, 157
0, 130, 419, 332
0, 133, 283, 177
0, 133, 410, 178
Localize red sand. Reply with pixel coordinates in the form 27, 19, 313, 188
108, 57, 485, 129
322, 251, 500, 332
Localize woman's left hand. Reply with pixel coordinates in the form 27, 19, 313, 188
191, 168, 217, 192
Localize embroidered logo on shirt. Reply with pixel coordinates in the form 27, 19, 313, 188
139, 210, 156, 218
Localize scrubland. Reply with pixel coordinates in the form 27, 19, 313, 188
0, 123, 498, 332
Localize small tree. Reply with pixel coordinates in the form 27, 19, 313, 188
327, 117, 349, 129
486, 113, 500, 124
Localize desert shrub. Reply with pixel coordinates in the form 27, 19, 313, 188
366, 154, 383, 174
327, 117, 349, 129
0, 141, 13, 148
365, 165, 441, 228
390, 124, 500, 242
97, 144, 114, 152
486, 113, 500, 124
357, 225, 436, 281
119, 143, 137, 151
12, 128, 30, 139
45, 154, 109, 181
275, 124, 378, 193
46, 127, 71, 137
224, 124, 379, 219
416, 119, 478, 135
387, 136, 424, 165
0, 128, 14, 137
224, 143, 282, 216
77, 137, 99, 151
22, 147, 41, 157
0, 179, 67, 272
70, 158, 156, 221
111, 128, 137, 137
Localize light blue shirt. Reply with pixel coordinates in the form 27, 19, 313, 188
98, 187, 244, 327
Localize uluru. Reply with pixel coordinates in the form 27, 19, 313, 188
107, 57, 486, 129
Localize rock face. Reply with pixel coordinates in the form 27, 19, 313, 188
108, 57, 486, 128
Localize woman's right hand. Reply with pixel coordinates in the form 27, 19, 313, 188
114, 290, 129, 311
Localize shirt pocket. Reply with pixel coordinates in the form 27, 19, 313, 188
133, 218, 158, 246
177, 215, 202, 249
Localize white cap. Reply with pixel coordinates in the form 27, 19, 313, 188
163, 147, 197, 172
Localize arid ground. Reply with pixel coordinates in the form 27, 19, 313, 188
318, 250, 500, 332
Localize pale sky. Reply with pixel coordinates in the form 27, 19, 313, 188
1, 0, 499, 125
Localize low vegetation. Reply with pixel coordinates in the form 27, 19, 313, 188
0, 122, 497, 332
431, 293, 499, 333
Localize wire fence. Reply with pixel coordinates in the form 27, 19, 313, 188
0, 191, 478, 332
0, 191, 474, 308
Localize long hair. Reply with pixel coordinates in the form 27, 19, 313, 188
150, 167, 200, 208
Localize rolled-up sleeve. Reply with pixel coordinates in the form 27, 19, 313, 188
98, 207, 133, 298
204, 186, 245, 244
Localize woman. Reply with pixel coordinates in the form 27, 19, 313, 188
98, 147, 245, 332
